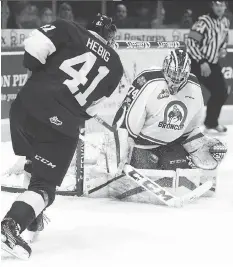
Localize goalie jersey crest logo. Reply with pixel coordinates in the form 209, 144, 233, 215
158, 101, 188, 130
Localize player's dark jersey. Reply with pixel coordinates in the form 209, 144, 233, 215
19, 19, 123, 137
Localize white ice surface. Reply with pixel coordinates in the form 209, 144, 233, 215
1, 127, 233, 267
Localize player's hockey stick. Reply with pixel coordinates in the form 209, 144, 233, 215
124, 164, 213, 208
76, 124, 85, 196
87, 174, 125, 194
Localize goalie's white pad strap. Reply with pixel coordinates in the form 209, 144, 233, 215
182, 127, 204, 152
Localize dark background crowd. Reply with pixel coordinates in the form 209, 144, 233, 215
1, 0, 233, 30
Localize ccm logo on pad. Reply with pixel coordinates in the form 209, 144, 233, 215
35, 155, 56, 168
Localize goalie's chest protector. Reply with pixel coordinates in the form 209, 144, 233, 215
126, 70, 202, 145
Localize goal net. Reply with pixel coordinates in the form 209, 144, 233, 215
1, 41, 183, 196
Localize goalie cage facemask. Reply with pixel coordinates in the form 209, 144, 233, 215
162, 49, 191, 95
88, 13, 117, 47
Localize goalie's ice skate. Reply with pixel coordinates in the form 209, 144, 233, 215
1, 218, 31, 260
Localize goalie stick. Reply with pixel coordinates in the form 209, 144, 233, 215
124, 165, 213, 207
92, 115, 213, 207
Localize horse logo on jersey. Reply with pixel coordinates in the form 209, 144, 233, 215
158, 101, 187, 130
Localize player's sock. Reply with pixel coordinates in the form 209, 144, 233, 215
4, 191, 46, 233
22, 160, 49, 238
23, 160, 47, 232
1, 218, 32, 260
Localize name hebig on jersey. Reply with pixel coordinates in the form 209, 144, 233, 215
86, 38, 110, 62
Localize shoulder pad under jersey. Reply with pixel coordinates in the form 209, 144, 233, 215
188, 73, 200, 88
132, 69, 165, 89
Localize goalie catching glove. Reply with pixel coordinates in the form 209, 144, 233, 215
182, 129, 227, 170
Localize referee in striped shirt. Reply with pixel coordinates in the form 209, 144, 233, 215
187, 1, 230, 133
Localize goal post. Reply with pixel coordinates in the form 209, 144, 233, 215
1, 41, 185, 196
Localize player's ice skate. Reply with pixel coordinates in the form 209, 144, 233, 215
22, 212, 50, 243
1, 218, 31, 260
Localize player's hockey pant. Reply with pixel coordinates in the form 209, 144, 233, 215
6, 96, 79, 232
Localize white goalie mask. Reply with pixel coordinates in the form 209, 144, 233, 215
162, 49, 191, 95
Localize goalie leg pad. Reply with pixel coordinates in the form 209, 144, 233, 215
176, 168, 217, 196
130, 144, 192, 170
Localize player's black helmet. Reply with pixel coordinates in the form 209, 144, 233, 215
88, 13, 117, 46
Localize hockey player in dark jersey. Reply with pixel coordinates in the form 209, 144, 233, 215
1, 14, 123, 259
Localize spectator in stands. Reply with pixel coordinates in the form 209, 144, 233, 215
151, 7, 166, 28
114, 4, 135, 28
1, 1, 10, 29
135, 5, 152, 28
180, 9, 193, 29
15, 3, 40, 29
75, 17, 88, 28
58, 2, 74, 21
40, 7, 53, 26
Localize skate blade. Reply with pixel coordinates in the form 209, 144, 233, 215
1, 240, 30, 260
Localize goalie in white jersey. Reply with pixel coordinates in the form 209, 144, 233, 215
113, 49, 227, 196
